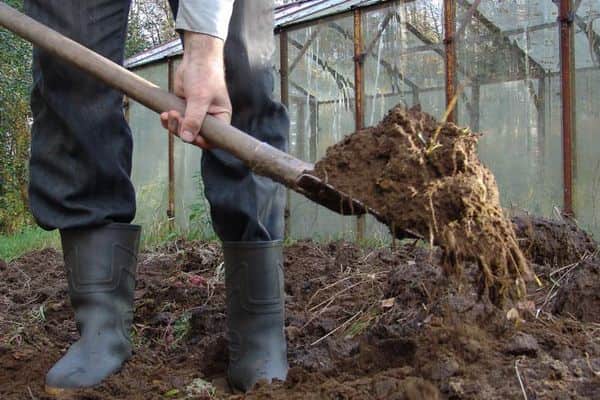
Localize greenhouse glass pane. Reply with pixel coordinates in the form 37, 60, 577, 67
273, 33, 281, 102
285, 16, 357, 240
457, 1, 563, 217
362, 2, 446, 120
129, 63, 170, 235
574, 0, 600, 238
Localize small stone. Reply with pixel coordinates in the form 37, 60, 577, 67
548, 359, 568, 380
464, 338, 483, 361
569, 359, 585, 377
402, 377, 441, 400
374, 378, 397, 399
505, 332, 539, 357
430, 356, 460, 380
448, 378, 465, 397
285, 325, 302, 341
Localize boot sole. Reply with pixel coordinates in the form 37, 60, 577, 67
44, 385, 82, 399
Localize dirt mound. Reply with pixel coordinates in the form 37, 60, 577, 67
314, 105, 531, 302
552, 255, 600, 323
1, 236, 599, 399
512, 214, 597, 267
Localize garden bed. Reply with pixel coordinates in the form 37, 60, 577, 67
0, 215, 599, 399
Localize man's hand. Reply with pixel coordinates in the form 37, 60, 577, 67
160, 32, 232, 149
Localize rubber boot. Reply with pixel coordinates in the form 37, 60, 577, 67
223, 241, 288, 392
45, 223, 141, 397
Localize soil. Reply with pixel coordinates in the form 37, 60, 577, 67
313, 105, 531, 302
1, 215, 599, 399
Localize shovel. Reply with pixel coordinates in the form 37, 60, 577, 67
0, 2, 418, 240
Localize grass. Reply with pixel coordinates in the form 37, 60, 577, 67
0, 217, 216, 263
0, 212, 408, 263
0, 226, 59, 262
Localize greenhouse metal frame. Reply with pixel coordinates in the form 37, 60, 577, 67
125, 0, 600, 240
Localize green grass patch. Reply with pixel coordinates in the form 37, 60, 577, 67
0, 226, 60, 262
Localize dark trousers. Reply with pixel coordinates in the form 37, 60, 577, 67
25, 0, 288, 242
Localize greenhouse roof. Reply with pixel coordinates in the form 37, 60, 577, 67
126, 0, 599, 87
126, 0, 391, 68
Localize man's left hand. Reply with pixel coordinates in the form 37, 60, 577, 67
160, 32, 232, 149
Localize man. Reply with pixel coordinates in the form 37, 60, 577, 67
25, 0, 288, 395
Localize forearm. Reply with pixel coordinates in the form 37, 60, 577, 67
182, 32, 225, 65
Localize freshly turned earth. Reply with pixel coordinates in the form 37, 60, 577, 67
0, 217, 599, 399
314, 105, 531, 301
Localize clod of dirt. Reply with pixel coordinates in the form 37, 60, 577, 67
553, 257, 600, 323
505, 332, 540, 357
512, 214, 597, 267
399, 377, 441, 400
0, 259, 6, 270
314, 105, 531, 302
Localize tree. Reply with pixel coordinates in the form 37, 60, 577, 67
0, 0, 179, 233
126, 0, 177, 57
0, 0, 33, 233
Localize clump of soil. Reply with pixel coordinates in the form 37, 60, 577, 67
314, 105, 531, 302
511, 214, 599, 322
552, 255, 600, 323
512, 213, 597, 267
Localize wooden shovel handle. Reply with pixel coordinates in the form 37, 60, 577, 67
0, 2, 312, 187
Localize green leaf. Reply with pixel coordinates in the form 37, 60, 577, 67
163, 388, 180, 397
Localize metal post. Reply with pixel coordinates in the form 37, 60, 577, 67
537, 76, 547, 165
279, 32, 292, 238
471, 82, 480, 131
309, 97, 318, 162
296, 100, 306, 160
444, 0, 457, 124
354, 8, 366, 242
167, 58, 175, 228
559, 0, 575, 216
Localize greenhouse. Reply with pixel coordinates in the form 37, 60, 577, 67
124, 0, 600, 240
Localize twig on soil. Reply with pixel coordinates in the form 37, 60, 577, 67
313, 245, 334, 262
302, 296, 337, 330
515, 358, 528, 400
536, 250, 597, 318
307, 276, 353, 308
308, 271, 388, 313
359, 251, 375, 264
311, 310, 363, 346
308, 281, 365, 312
585, 352, 600, 378
27, 386, 37, 400
8, 263, 32, 292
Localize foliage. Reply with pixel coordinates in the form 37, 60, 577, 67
0, 0, 178, 234
0, 0, 33, 233
125, 0, 177, 58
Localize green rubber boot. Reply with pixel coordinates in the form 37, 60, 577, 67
223, 241, 288, 392
45, 223, 140, 397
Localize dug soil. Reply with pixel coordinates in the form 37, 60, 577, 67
314, 106, 530, 301
1, 215, 599, 399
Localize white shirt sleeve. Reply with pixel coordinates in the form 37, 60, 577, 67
175, 0, 235, 41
